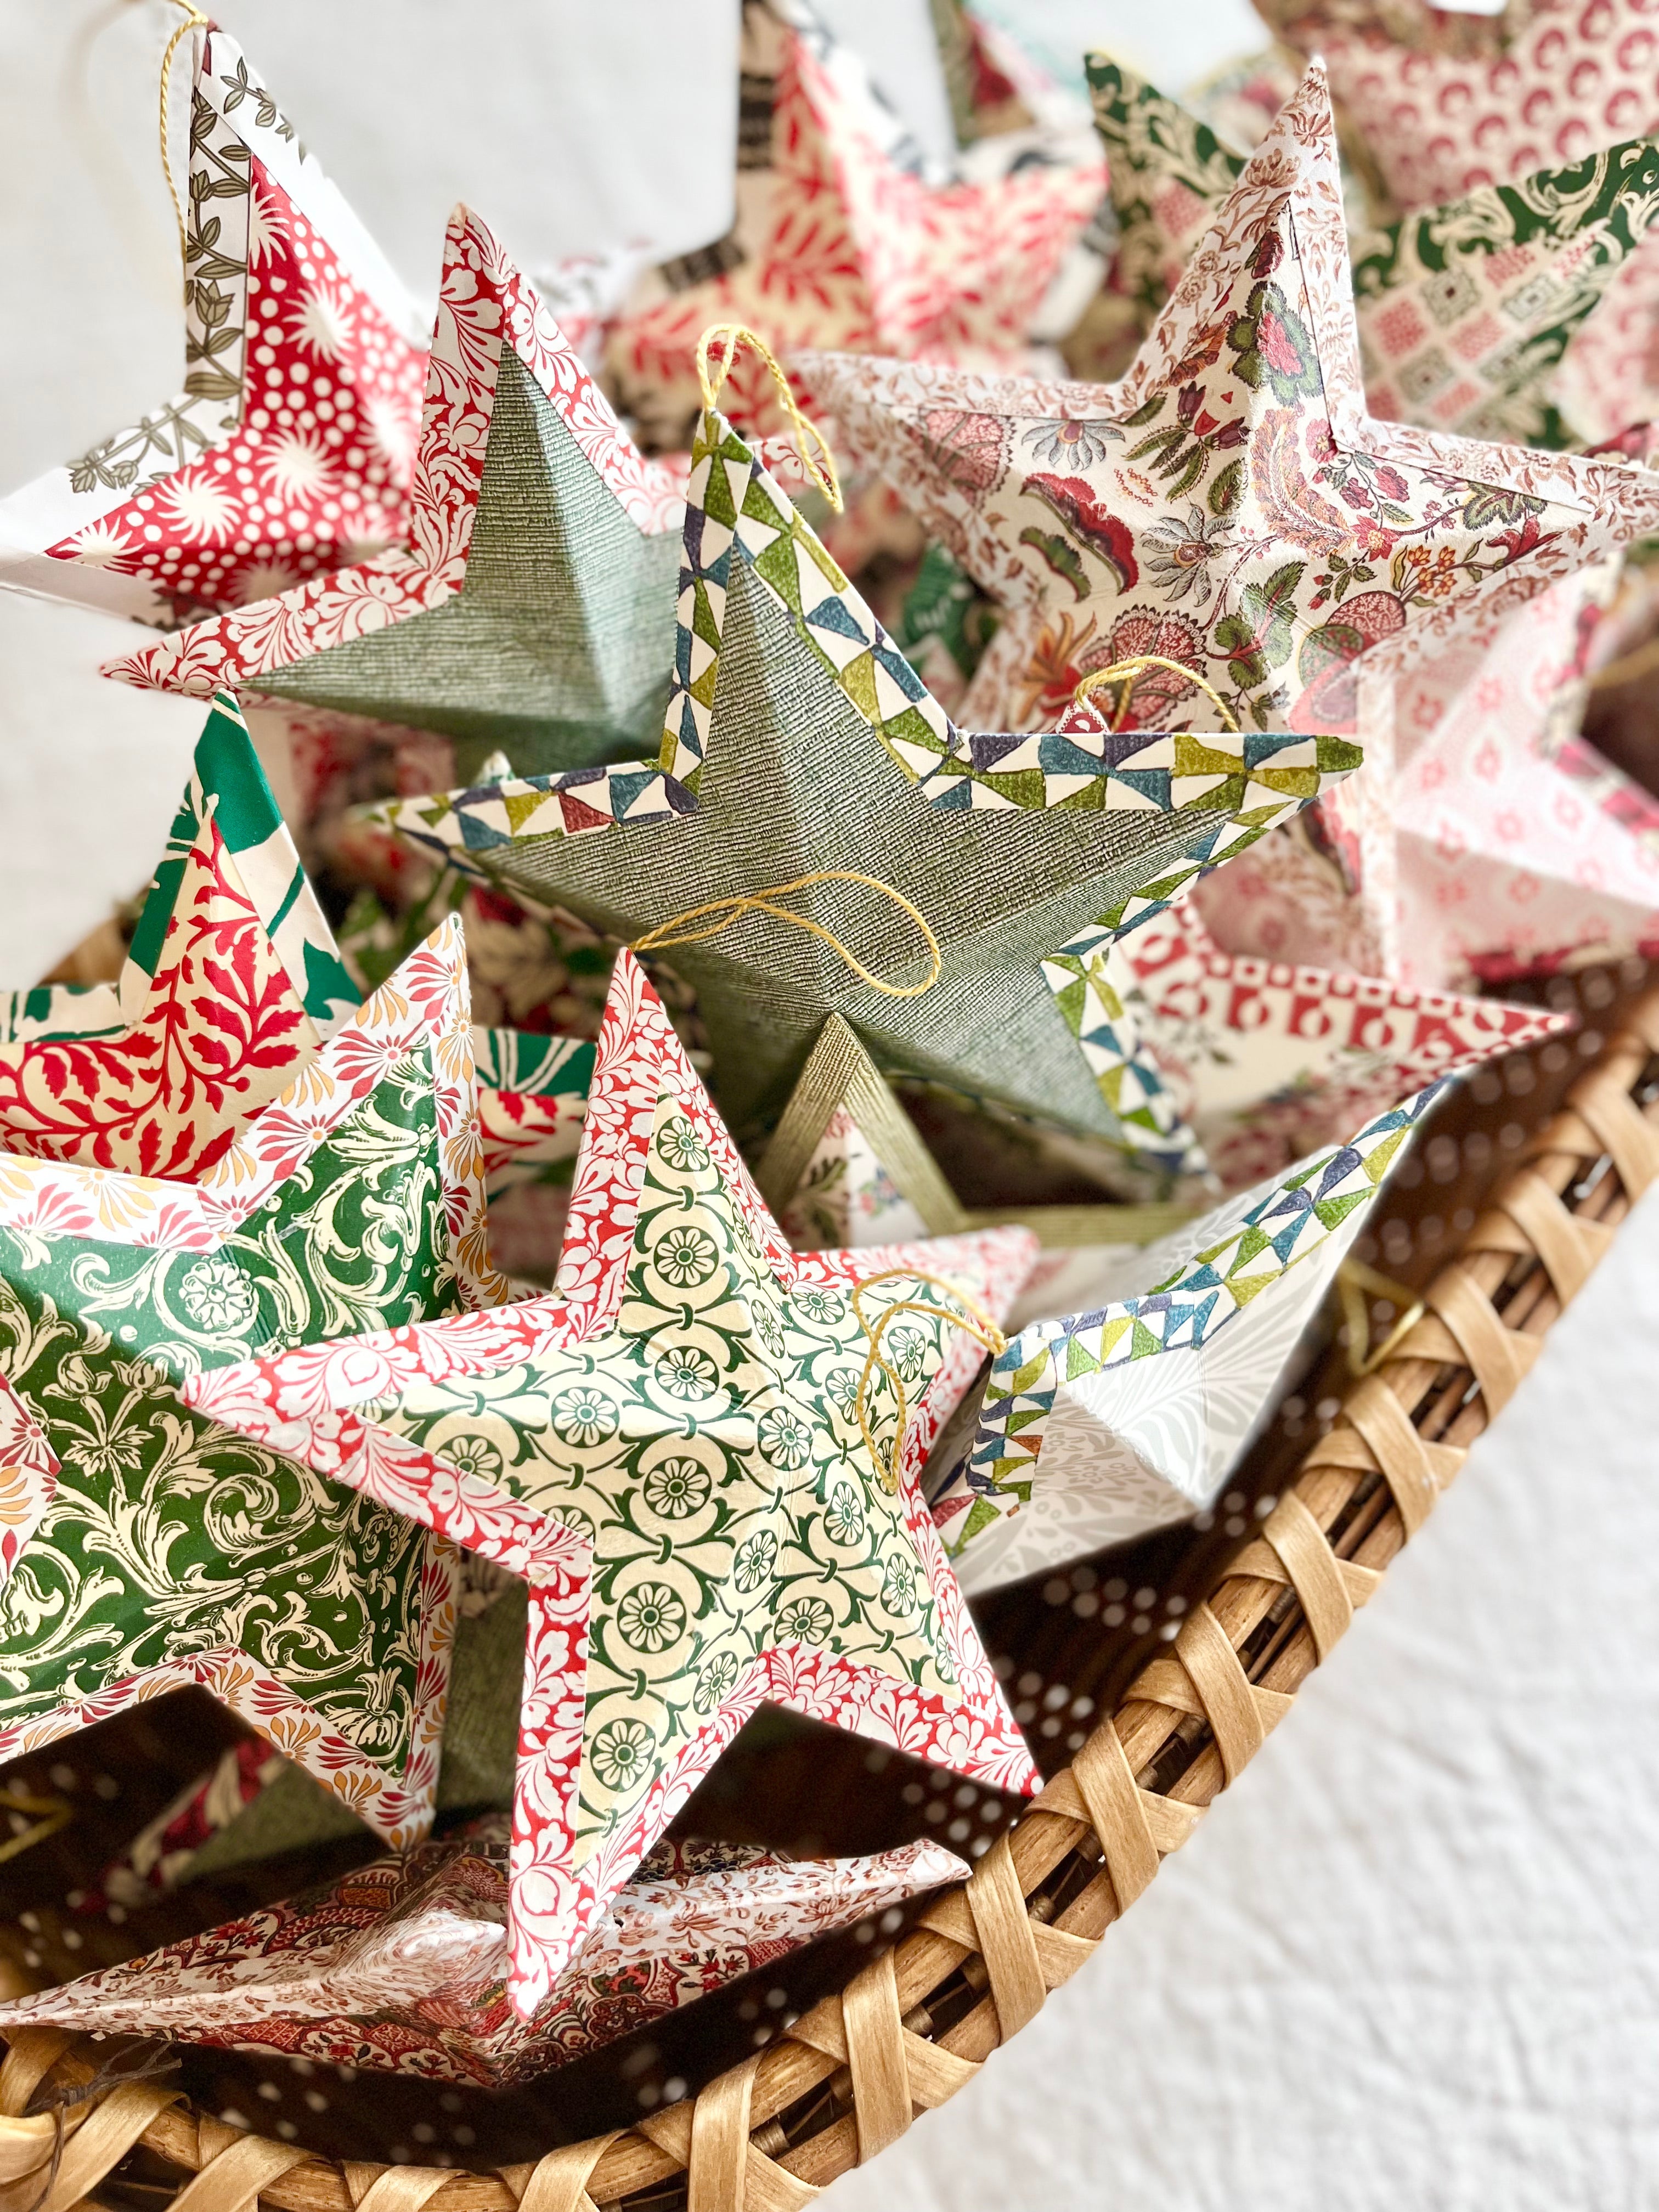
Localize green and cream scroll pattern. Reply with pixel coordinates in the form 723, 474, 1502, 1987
0, 923, 498, 1845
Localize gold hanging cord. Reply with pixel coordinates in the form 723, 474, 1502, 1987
696, 322, 844, 512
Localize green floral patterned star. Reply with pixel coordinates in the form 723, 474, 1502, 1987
185, 948, 1037, 2010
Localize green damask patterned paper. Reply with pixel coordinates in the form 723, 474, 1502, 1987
0, 922, 493, 1844
1084, 52, 1659, 445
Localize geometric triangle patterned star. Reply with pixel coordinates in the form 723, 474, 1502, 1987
1084, 50, 1659, 446
1261, 0, 1659, 445
185, 948, 1040, 2013
105, 208, 690, 785
0, 22, 427, 625
1097, 898, 1569, 1192
604, 0, 1107, 450
359, 394, 1359, 1150
0, 1824, 968, 2085
929, 1087, 1436, 1593
799, 64, 1659, 740
0, 916, 505, 1847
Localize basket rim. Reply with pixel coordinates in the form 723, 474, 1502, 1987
6, 988, 1658, 2212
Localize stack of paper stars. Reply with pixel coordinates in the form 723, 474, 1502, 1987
0, 0, 1655, 2077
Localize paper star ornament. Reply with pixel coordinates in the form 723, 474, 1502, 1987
1262, 0, 1659, 444
1375, 582, 1659, 988
602, 0, 1105, 452
108, 208, 689, 784
186, 949, 1039, 2010
1194, 552, 1659, 986
0, 1825, 966, 2085
0, 695, 348, 1176
932, 1091, 1432, 1592
0, 696, 356, 1053
1098, 899, 1566, 1192
757, 1013, 1200, 1250
0, 22, 426, 625
799, 64, 1659, 740
0, 694, 595, 1192
358, 393, 1357, 1150
0, 917, 507, 1844
1084, 52, 1659, 446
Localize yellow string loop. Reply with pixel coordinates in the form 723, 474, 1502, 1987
849, 1270, 1007, 1495
0, 1785, 71, 1867
634, 872, 940, 999
696, 322, 844, 512
156, 0, 208, 278
1337, 1257, 1425, 1376
1074, 656, 1240, 735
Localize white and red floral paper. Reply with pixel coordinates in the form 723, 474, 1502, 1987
104, 206, 687, 718
0, 22, 427, 625
606, 0, 1107, 450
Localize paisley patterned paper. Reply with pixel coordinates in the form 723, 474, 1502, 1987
185, 949, 1039, 2012
0, 919, 505, 1847
798, 65, 1659, 741
0, 24, 426, 625
0, 1826, 967, 2085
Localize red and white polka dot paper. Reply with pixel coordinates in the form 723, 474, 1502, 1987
0, 22, 427, 627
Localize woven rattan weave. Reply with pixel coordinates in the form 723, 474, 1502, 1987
3, 961, 1656, 2212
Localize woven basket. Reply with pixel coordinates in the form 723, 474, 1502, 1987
4, 959, 1656, 2212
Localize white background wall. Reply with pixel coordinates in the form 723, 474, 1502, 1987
1, 5, 1656, 2204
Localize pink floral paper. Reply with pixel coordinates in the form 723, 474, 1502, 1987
0, 1827, 967, 2085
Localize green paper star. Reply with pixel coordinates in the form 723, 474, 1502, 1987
370, 405, 1358, 1150
111, 213, 686, 786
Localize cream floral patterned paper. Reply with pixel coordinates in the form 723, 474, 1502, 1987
798, 65, 1659, 744
187, 950, 1039, 2012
